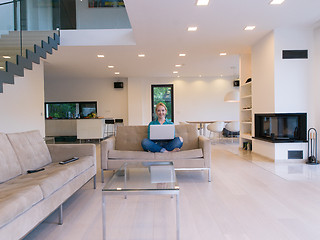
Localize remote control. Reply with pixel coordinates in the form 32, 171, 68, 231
27, 168, 45, 174
59, 157, 79, 165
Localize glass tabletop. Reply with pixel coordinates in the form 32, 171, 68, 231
102, 161, 179, 192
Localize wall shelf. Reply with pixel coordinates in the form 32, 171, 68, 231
241, 133, 252, 140
239, 72, 253, 150
241, 95, 252, 99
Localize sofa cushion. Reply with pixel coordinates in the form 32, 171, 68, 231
175, 124, 199, 150
0, 183, 43, 228
0, 133, 22, 183
116, 125, 148, 151
10, 156, 94, 198
7, 130, 52, 173
109, 150, 155, 160
154, 149, 203, 160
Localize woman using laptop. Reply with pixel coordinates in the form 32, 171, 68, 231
141, 102, 183, 152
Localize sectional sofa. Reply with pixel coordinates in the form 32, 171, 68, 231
101, 124, 211, 182
0, 130, 96, 240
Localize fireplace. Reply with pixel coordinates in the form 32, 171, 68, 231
254, 113, 307, 143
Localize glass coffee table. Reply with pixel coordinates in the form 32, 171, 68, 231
102, 161, 180, 240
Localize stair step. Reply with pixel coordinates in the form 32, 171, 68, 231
0, 31, 59, 93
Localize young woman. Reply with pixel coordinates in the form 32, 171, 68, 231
141, 102, 183, 153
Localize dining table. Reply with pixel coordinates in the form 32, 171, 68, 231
186, 120, 234, 136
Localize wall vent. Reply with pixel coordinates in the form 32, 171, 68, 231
288, 150, 303, 159
282, 50, 308, 59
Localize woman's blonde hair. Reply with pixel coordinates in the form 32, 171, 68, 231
156, 102, 167, 111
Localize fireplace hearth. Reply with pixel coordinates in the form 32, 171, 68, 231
254, 113, 307, 143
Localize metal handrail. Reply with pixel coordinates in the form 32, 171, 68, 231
0, 0, 17, 6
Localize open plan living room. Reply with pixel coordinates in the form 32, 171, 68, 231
1, 0, 320, 239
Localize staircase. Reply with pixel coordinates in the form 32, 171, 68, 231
0, 30, 60, 93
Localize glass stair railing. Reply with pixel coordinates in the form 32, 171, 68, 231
0, 0, 60, 93
0, 30, 58, 70
0, 0, 131, 92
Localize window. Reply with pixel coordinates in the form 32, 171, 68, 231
151, 84, 174, 122
45, 101, 97, 119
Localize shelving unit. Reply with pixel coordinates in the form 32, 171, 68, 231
240, 81, 252, 150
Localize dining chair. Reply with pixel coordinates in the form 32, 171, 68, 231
207, 121, 225, 143
225, 121, 240, 143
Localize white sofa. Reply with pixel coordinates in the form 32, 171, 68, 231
0, 130, 96, 240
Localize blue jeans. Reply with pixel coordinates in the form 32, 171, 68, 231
141, 137, 183, 153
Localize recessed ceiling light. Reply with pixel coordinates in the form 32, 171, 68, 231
220, 52, 227, 56
173, 71, 178, 74
199, 75, 202, 77
177, 76, 180, 78
0, 67, 4, 69
3, 56, 11, 59
179, 53, 186, 57
270, 0, 285, 5
115, 72, 120, 75
97, 55, 104, 58
244, 26, 256, 31
196, 0, 209, 6
107, 65, 114, 68
175, 64, 182, 67
188, 26, 198, 32
138, 54, 145, 57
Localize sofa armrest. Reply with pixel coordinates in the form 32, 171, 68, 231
100, 136, 116, 170
198, 135, 211, 168
47, 144, 96, 168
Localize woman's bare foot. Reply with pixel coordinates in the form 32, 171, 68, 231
171, 148, 180, 152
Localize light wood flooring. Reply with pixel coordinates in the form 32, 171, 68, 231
24, 144, 320, 240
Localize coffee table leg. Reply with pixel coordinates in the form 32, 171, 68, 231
102, 194, 106, 240
176, 193, 180, 240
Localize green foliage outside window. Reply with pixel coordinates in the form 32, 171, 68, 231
152, 85, 173, 122
48, 103, 76, 119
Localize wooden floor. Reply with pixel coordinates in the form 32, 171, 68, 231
24, 144, 320, 240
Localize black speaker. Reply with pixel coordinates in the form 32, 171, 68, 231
114, 82, 123, 88
233, 80, 239, 87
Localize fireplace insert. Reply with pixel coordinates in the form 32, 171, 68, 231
254, 113, 307, 143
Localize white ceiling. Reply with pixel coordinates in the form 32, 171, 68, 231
44, 0, 320, 79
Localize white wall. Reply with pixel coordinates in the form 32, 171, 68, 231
311, 26, 320, 159
252, 31, 275, 113
76, 0, 131, 29
274, 27, 312, 113
251, 27, 313, 160
44, 75, 128, 124
0, 61, 45, 136
60, 29, 135, 46
128, 77, 239, 126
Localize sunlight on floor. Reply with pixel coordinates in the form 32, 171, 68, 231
213, 141, 320, 182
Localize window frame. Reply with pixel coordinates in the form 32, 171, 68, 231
151, 84, 174, 122
45, 101, 97, 119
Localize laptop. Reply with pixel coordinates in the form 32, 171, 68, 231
149, 124, 175, 140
